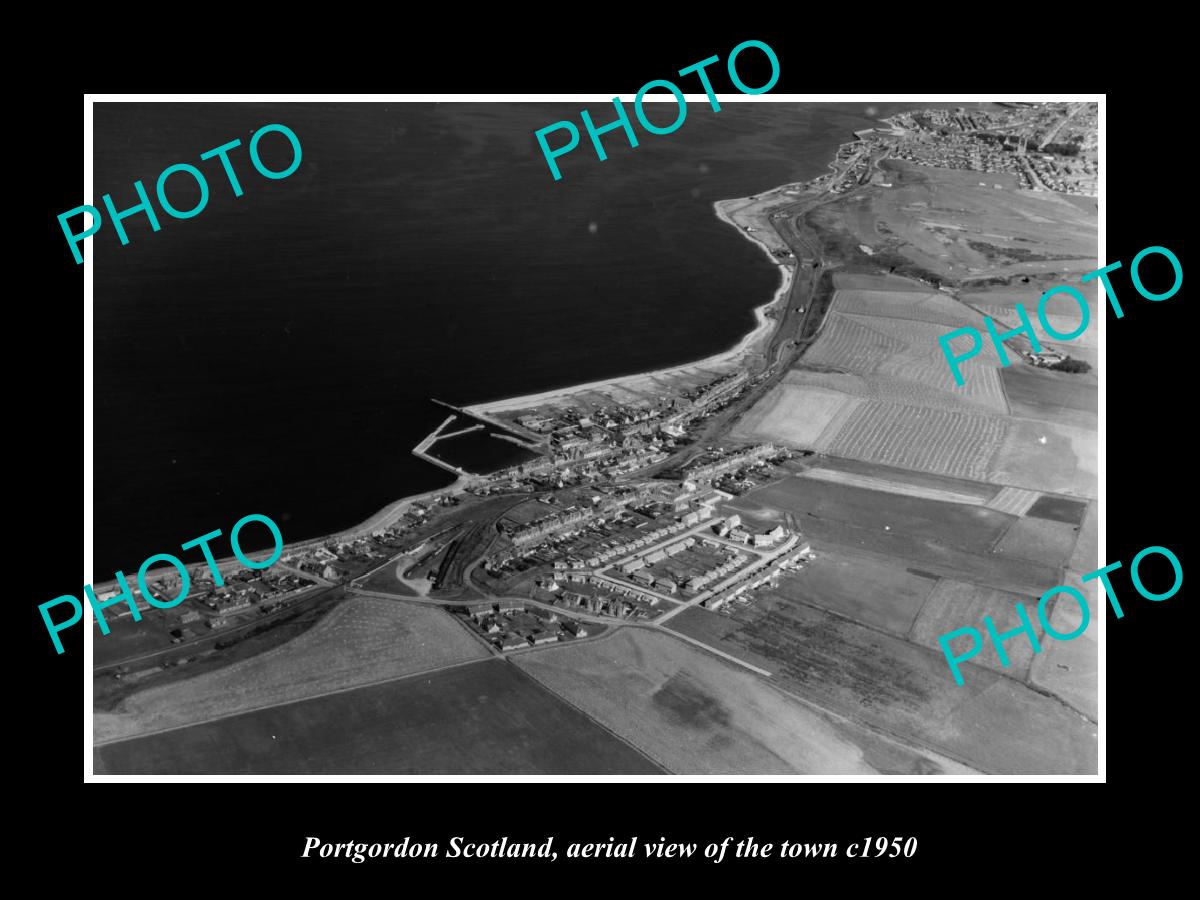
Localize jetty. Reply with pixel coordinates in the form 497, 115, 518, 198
411, 413, 475, 477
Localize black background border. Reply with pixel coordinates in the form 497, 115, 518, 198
21, 26, 1189, 880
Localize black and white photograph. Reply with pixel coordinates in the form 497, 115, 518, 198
77, 94, 1105, 778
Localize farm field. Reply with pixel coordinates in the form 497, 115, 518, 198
1029, 589, 1098, 721
730, 476, 1014, 555
799, 465, 993, 505
834, 289, 981, 328
765, 547, 936, 636
515, 627, 974, 775
674, 593, 1094, 773
94, 597, 489, 744
792, 455, 999, 502
778, 367, 999, 417
1067, 502, 1099, 574
808, 307, 1013, 415
909, 579, 1047, 680
989, 417, 1096, 497
729, 383, 861, 448
961, 285, 1096, 314
1000, 365, 1097, 429
1028, 493, 1090, 525
976, 303, 1096, 351
96, 658, 663, 775
726, 475, 1062, 597
986, 486, 1041, 516
992, 515, 1080, 568
825, 401, 1008, 481
833, 272, 934, 292
805, 311, 907, 373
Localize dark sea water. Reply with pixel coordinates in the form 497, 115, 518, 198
93, 101, 919, 573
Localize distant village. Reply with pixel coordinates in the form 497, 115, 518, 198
810, 101, 1098, 197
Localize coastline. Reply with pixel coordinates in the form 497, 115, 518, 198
466, 197, 796, 418
93, 183, 805, 593
356, 187, 801, 532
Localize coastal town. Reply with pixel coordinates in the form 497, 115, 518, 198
823, 101, 1098, 197
95, 100, 1098, 778
96, 99, 1097, 670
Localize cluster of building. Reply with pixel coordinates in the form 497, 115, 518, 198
580, 516, 701, 569
559, 587, 655, 620
803, 102, 1099, 199
681, 544, 750, 592
1025, 152, 1097, 195
508, 506, 597, 549
282, 494, 462, 580
540, 570, 663, 609
1027, 350, 1068, 368
682, 444, 779, 483
463, 600, 587, 650
701, 543, 811, 612
163, 567, 317, 637
469, 372, 756, 496
713, 514, 787, 548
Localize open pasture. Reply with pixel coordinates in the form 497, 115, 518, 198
1000, 365, 1097, 429
95, 598, 489, 744
705, 592, 1095, 773
992, 516, 1080, 568
909, 578, 1047, 679
517, 627, 967, 775
97, 658, 662, 775
764, 546, 936, 636
989, 417, 1097, 498
729, 382, 861, 449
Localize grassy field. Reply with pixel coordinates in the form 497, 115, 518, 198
728, 476, 1062, 598
909, 578, 1046, 679
1028, 493, 1090, 526
805, 312, 906, 373
985, 487, 1041, 516
95, 597, 490, 744
799, 466, 993, 505
992, 516, 1080, 568
1067, 501, 1099, 574
834, 160, 1096, 283
989, 417, 1097, 498
359, 560, 419, 596
999, 366, 1097, 430
516, 627, 974, 775
835, 289, 980, 328
736, 475, 1012, 551
96, 658, 663, 775
1029, 587, 1098, 721
767, 547, 936, 636
729, 382, 861, 448
673, 592, 1094, 773
792, 455, 998, 501
784, 368, 1002, 416
833, 272, 935, 292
